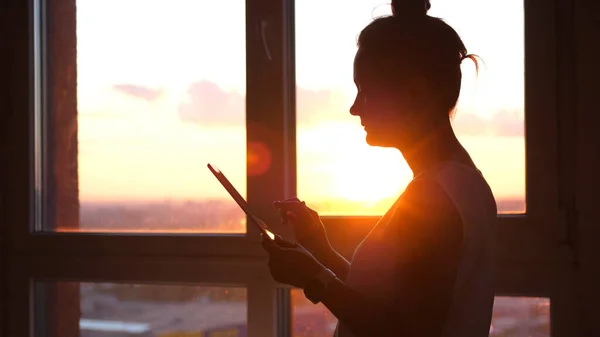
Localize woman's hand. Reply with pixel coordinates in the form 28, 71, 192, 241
261, 234, 326, 289
273, 198, 332, 257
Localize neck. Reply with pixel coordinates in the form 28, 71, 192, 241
398, 121, 463, 177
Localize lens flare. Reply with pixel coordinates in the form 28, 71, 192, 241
247, 141, 271, 176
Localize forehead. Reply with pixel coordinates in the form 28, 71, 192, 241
354, 46, 414, 88
353, 47, 396, 87
353, 48, 375, 83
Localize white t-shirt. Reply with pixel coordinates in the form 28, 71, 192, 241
334, 161, 497, 337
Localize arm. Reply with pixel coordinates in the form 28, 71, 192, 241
317, 180, 464, 337
277, 201, 351, 279
312, 245, 351, 281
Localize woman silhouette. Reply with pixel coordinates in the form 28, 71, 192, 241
262, 0, 497, 336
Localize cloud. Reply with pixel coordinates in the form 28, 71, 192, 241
176, 79, 524, 137
113, 84, 163, 102
177, 81, 340, 126
178, 80, 245, 126
297, 88, 339, 124
453, 109, 524, 137
490, 109, 524, 137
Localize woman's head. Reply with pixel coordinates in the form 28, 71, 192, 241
350, 0, 477, 148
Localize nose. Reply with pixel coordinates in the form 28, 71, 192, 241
350, 104, 359, 116
350, 96, 362, 116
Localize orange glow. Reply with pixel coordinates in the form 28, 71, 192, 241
247, 142, 271, 176
71, 0, 526, 225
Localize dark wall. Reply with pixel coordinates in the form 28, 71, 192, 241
574, 0, 600, 335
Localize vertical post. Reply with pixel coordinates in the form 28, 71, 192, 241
246, 0, 296, 335
551, 0, 581, 336
42, 0, 81, 335
45, 0, 80, 232
574, 0, 600, 335
246, 0, 296, 236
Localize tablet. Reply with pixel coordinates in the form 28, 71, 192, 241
207, 163, 275, 240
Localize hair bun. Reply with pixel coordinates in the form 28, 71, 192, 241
391, 0, 431, 17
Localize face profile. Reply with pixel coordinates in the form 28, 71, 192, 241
350, 47, 420, 148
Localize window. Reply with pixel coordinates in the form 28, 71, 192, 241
3, 0, 570, 336
490, 297, 550, 336
292, 289, 337, 337
37, 283, 247, 337
39, 0, 247, 233
291, 291, 551, 337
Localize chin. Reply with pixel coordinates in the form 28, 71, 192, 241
365, 133, 394, 148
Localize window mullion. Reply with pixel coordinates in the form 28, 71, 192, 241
245, 0, 295, 240
279, 0, 296, 336
246, 0, 295, 335
247, 279, 278, 337
276, 287, 292, 337
524, 0, 561, 243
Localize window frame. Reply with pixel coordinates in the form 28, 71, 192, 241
6, 0, 562, 260
1, 0, 577, 336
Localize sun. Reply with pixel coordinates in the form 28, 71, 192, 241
331, 146, 412, 204
297, 121, 415, 215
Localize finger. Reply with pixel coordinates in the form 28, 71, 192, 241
273, 202, 294, 220
273, 199, 304, 209
286, 211, 297, 222
285, 212, 306, 235
274, 235, 297, 248
274, 203, 307, 223
290, 209, 313, 225
263, 234, 292, 254
275, 235, 297, 249
261, 234, 278, 253
273, 198, 299, 207
306, 206, 319, 218
278, 202, 311, 217
276, 209, 292, 222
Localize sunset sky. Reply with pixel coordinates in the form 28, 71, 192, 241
74, 0, 525, 215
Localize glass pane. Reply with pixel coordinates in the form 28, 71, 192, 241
491, 297, 550, 336
36, 283, 247, 337
291, 291, 550, 337
36, 0, 247, 232
296, 1, 525, 215
292, 289, 338, 337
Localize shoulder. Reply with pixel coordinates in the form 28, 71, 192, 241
397, 177, 461, 223
386, 177, 463, 249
